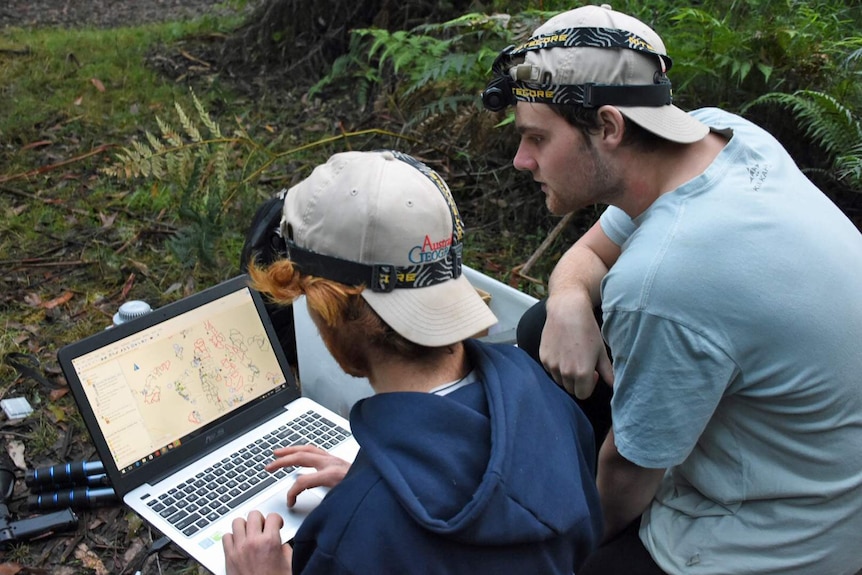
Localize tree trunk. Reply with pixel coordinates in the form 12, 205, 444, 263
219, 0, 474, 82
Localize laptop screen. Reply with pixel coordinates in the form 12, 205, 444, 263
66, 283, 291, 476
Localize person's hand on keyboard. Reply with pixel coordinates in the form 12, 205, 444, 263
266, 445, 350, 507
223, 510, 292, 575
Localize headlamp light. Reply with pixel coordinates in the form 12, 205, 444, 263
481, 76, 515, 112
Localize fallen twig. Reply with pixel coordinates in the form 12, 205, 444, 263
0, 258, 94, 268
0, 184, 89, 217
510, 212, 574, 287
180, 49, 212, 68
0, 47, 31, 56
0, 144, 115, 184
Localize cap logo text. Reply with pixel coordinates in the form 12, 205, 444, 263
514, 87, 555, 99
626, 35, 655, 52
410, 235, 452, 264
517, 33, 569, 50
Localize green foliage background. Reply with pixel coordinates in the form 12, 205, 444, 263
135, 0, 862, 290
301, 0, 862, 288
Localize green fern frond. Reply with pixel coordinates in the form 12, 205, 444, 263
178, 146, 195, 189
232, 120, 253, 142
157, 116, 183, 147
745, 90, 862, 160
131, 141, 154, 177
103, 87, 414, 270
175, 101, 202, 143
835, 140, 862, 185
145, 130, 165, 154
418, 12, 487, 31
212, 146, 229, 197
192, 90, 222, 138
744, 89, 862, 188
410, 95, 476, 126
844, 48, 862, 69
164, 152, 180, 184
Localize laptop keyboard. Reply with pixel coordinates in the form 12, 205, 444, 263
146, 410, 352, 537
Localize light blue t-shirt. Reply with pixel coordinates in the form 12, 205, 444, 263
600, 108, 862, 575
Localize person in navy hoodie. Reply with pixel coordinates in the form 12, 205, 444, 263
222, 149, 602, 574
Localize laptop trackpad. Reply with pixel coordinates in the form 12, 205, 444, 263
251, 486, 325, 541
287, 488, 325, 517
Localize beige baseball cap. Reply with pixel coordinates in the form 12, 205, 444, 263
495, 4, 708, 143
280, 150, 498, 347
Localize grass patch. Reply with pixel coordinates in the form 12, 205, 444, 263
0, 16, 249, 394
0, 19, 239, 145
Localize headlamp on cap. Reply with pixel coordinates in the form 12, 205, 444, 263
481, 27, 674, 112
482, 73, 516, 112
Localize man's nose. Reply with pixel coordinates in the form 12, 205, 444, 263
513, 143, 536, 172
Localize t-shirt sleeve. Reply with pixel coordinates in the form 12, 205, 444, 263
605, 310, 738, 469
599, 205, 636, 246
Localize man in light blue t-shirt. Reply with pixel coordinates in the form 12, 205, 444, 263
483, 4, 862, 575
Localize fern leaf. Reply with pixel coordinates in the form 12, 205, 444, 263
192, 90, 222, 138
166, 152, 181, 186
131, 141, 153, 177
213, 147, 228, 198
179, 146, 195, 189
744, 89, 862, 189
157, 116, 183, 147
145, 130, 165, 153
175, 102, 202, 143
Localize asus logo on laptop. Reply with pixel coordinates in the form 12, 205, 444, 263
206, 428, 226, 445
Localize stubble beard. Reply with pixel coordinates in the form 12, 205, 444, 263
550, 140, 621, 215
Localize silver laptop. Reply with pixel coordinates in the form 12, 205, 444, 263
58, 275, 359, 575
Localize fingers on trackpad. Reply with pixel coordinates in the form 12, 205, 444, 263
288, 488, 324, 516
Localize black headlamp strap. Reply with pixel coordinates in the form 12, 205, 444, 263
287, 241, 382, 288
510, 81, 672, 108
286, 152, 464, 292
286, 242, 462, 293
502, 27, 672, 72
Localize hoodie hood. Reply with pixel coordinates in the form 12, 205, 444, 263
349, 339, 601, 546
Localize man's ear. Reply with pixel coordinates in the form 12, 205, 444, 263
596, 106, 626, 148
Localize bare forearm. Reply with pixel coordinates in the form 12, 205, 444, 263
540, 221, 620, 397
548, 247, 605, 306
548, 221, 619, 305
596, 430, 666, 541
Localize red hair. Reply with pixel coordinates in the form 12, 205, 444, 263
248, 259, 431, 376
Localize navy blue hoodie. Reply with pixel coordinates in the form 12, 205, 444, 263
291, 339, 602, 574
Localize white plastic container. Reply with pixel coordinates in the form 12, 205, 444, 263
112, 300, 153, 327
293, 265, 539, 417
